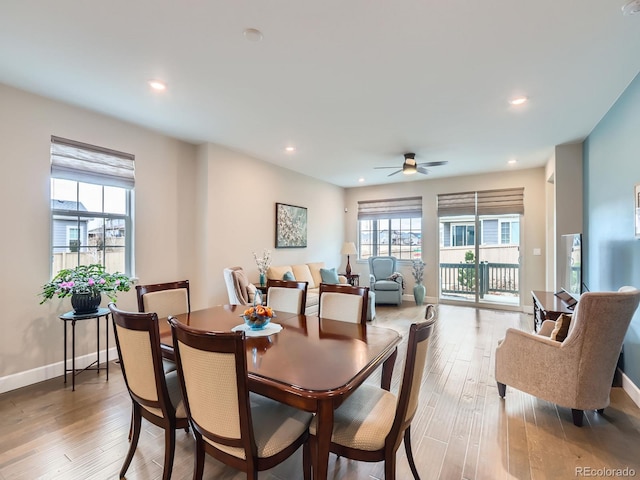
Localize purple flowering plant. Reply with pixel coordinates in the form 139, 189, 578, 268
40, 264, 131, 304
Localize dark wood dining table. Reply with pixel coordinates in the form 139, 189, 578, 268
158, 304, 401, 480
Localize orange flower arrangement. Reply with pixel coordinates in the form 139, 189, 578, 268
242, 305, 275, 330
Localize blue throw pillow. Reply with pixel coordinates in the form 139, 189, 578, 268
283, 271, 296, 281
320, 267, 340, 284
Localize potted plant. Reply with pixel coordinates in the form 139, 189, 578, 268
411, 259, 426, 306
40, 264, 131, 314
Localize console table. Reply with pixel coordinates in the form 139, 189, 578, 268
341, 273, 360, 286
531, 290, 575, 332
59, 307, 110, 391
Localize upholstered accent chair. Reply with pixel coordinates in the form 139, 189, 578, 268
496, 286, 640, 427
223, 266, 260, 306
266, 279, 308, 315
318, 283, 369, 325
369, 256, 403, 306
136, 280, 190, 319
168, 318, 312, 479
109, 304, 189, 480
309, 304, 437, 479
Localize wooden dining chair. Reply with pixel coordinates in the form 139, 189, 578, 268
309, 304, 437, 480
318, 283, 369, 325
266, 279, 308, 314
136, 280, 191, 319
168, 318, 312, 480
109, 303, 190, 480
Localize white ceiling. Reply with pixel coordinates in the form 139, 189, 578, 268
2, 1, 639, 187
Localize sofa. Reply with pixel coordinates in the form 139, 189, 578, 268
267, 262, 376, 320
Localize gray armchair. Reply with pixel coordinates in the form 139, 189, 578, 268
496, 286, 640, 426
368, 256, 403, 306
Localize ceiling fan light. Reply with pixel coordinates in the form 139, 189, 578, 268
403, 163, 417, 174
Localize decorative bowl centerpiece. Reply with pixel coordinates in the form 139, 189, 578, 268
242, 305, 275, 330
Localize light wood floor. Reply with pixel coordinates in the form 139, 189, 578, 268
2, 303, 640, 479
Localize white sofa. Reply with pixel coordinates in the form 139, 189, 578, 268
267, 262, 376, 320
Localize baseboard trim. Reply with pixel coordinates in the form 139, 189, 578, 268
0, 347, 118, 394
620, 369, 640, 408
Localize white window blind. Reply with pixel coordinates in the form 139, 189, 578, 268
438, 188, 524, 216
50, 136, 135, 188
358, 197, 422, 220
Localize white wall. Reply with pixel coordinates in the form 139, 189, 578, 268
344, 168, 547, 307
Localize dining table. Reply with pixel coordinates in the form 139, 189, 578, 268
158, 304, 402, 480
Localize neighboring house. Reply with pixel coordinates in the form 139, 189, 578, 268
51, 199, 89, 253
441, 215, 520, 248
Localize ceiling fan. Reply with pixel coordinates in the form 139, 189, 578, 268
375, 153, 448, 177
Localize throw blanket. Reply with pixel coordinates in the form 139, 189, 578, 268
386, 272, 405, 289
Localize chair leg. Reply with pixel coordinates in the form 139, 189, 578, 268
384, 452, 397, 480
127, 409, 133, 441
497, 382, 506, 398
193, 436, 205, 480
302, 440, 311, 480
161, 424, 176, 480
597, 408, 605, 414
571, 409, 584, 427
404, 426, 421, 480
120, 404, 142, 478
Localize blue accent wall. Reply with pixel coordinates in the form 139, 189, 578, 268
584, 71, 640, 386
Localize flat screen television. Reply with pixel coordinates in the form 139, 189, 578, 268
559, 233, 582, 299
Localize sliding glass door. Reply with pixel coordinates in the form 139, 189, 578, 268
437, 189, 523, 307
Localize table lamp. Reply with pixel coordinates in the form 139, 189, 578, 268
341, 242, 358, 275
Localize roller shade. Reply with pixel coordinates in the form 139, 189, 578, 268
437, 191, 476, 216
358, 196, 422, 220
51, 136, 135, 188
438, 188, 524, 216
477, 188, 524, 215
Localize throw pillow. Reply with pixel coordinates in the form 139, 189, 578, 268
247, 283, 258, 303
550, 313, 572, 342
320, 267, 340, 284
283, 271, 296, 281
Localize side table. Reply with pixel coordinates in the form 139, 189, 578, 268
59, 307, 110, 391
255, 285, 268, 302
340, 273, 360, 286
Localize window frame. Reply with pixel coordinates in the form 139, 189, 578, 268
357, 216, 422, 261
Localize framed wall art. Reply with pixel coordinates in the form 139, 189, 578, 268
635, 183, 640, 238
275, 203, 307, 248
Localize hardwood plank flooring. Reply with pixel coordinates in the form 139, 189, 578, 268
1, 303, 639, 479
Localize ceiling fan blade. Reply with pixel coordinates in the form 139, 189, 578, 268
374, 166, 400, 169
417, 161, 448, 167
387, 170, 402, 177
417, 166, 430, 175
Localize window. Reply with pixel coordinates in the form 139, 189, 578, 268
452, 223, 475, 246
357, 197, 422, 260
50, 137, 134, 276
499, 219, 519, 245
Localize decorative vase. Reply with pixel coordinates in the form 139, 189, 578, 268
71, 292, 102, 315
413, 283, 426, 306
259, 273, 266, 287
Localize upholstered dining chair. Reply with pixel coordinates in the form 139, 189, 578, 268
318, 283, 369, 325
136, 280, 190, 319
109, 303, 189, 480
368, 256, 403, 306
309, 304, 437, 479
496, 286, 640, 427
168, 318, 312, 480
223, 266, 261, 305
266, 279, 308, 315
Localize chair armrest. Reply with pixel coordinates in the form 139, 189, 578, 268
369, 274, 376, 288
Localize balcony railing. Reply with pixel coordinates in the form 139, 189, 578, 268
440, 261, 519, 298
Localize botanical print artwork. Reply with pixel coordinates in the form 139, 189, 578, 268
276, 203, 307, 248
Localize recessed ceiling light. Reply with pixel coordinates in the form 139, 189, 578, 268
509, 96, 528, 106
148, 80, 167, 91
285, 146, 296, 153
622, 0, 640, 16
508, 159, 517, 165
243, 28, 263, 42
358, 178, 365, 183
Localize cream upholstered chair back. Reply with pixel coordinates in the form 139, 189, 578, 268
318, 283, 369, 325
136, 280, 190, 320
266, 279, 308, 315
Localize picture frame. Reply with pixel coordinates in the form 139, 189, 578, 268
635, 183, 640, 238
275, 203, 307, 248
